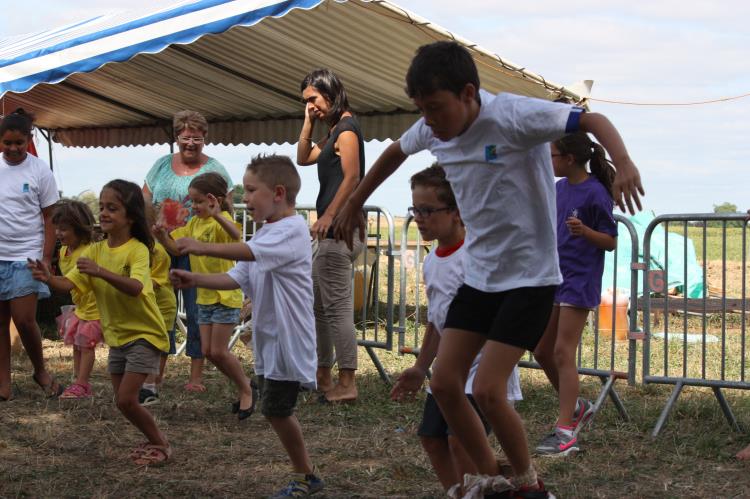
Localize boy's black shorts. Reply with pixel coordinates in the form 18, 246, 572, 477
443, 284, 556, 351
418, 393, 490, 438
256, 375, 300, 418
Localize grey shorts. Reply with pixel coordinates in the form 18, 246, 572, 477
198, 303, 241, 325
107, 339, 161, 375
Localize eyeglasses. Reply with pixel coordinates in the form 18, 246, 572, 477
408, 206, 453, 218
177, 136, 205, 144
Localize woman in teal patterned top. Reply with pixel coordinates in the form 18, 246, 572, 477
142, 110, 233, 394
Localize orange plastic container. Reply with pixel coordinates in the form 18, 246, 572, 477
598, 288, 629, 340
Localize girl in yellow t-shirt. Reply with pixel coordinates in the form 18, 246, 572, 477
52, 200, 103, 399
155, 172, 255, 420
30, 180, 172, 466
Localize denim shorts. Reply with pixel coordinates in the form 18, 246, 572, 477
197, 303, 240, 325
0, 261, 50, 301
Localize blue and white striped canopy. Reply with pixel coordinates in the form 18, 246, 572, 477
0, 0, 579, 147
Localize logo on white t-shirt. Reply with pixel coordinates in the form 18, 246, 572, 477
22, 183, 30, 193
484, 144, 498, 161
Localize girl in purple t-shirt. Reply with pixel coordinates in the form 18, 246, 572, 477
533, 131, 618, 457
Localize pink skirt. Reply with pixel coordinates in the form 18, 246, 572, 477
56, 305, 103, 349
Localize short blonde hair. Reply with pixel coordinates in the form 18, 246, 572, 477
246, 154, 301, 205
173, 110, 208, 136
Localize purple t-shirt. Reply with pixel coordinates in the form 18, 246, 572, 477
555, 176, 617, 308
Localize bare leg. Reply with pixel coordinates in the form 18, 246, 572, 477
472, 342, 531, 479
316, 366, 333, 393
72, 347, 81, 379
554, 307, 589, 426
10, 294, 54, 387
76, 347, 95, 386
533, 306, 560, 391
0, 301, 11, 399
448, 434, 480, 479
421, 436, 460, 491
430, 329, 496, 475
206, 323, 252, 409
111, 372, 168, 446
267, 415, 313, 474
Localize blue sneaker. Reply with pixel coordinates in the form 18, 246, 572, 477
268, 472, 324, 498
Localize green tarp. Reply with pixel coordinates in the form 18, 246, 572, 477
602, 211, 704, 298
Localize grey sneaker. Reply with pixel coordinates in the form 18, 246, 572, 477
138, 388, 159, 406
267, 472, 324, 498
535, 427, 579, 457
571, 398, 595, 433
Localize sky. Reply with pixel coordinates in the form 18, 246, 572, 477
2, 0, 749, 216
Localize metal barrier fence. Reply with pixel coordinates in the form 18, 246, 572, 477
174, 204, 397, 383
642, 213, 750, 436
396, 214, 640, 424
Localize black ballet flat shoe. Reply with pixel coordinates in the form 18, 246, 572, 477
237, 381, 259, 421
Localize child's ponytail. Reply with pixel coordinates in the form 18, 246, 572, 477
588, 142, 615, 199
554, 131, 616, 199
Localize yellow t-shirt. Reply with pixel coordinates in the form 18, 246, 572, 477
66, 238, 169, 352
151, 242, 177, 332
58, 244, 99, 321
171, 211, 242, 308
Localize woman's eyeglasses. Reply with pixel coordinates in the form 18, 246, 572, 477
177, 136, 205, 144
408, 206, 453, 218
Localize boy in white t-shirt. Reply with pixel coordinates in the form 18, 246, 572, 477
170, 155, 322, 499
334, 42, 644, 498
391, 165, 522, 498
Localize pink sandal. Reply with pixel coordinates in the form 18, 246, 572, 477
183, 382, 206, 393
60, 382, 92, 399
132, 444, 172, 466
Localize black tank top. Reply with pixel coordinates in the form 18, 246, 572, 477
315, 115, 366, 236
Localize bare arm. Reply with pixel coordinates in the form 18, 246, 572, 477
332, 141, 408, 248
77, 257, 143, 297
142, 183, 153, 204
565, 217, 617, 251
296, 103, 324, 165
311, 131, 361, 239
170, 269, 241, 291
28, 259, 76, 293
391, 322, 440, 401
176, 239, 255, 261
153, 226, 180, 256
206, 195, 241, 241
41, 205, 56, 267
579, 113, 644, 214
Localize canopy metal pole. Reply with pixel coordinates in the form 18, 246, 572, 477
38, 128, 54, 171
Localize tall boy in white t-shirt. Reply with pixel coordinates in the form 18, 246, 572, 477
334, 42, 644, 498
391, 165, 522, 498
170, 154, 322, 499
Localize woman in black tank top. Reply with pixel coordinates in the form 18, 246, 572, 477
297, 69, 365, 403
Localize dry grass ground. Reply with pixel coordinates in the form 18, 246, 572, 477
2, 337, 750, 498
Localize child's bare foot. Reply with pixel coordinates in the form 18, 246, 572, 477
736, 444, 750, 460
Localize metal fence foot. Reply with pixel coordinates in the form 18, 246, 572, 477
365, 345, 392, 385
652, 381, 684, 438
597, 374, 630, 422
712, 386, 742, 432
